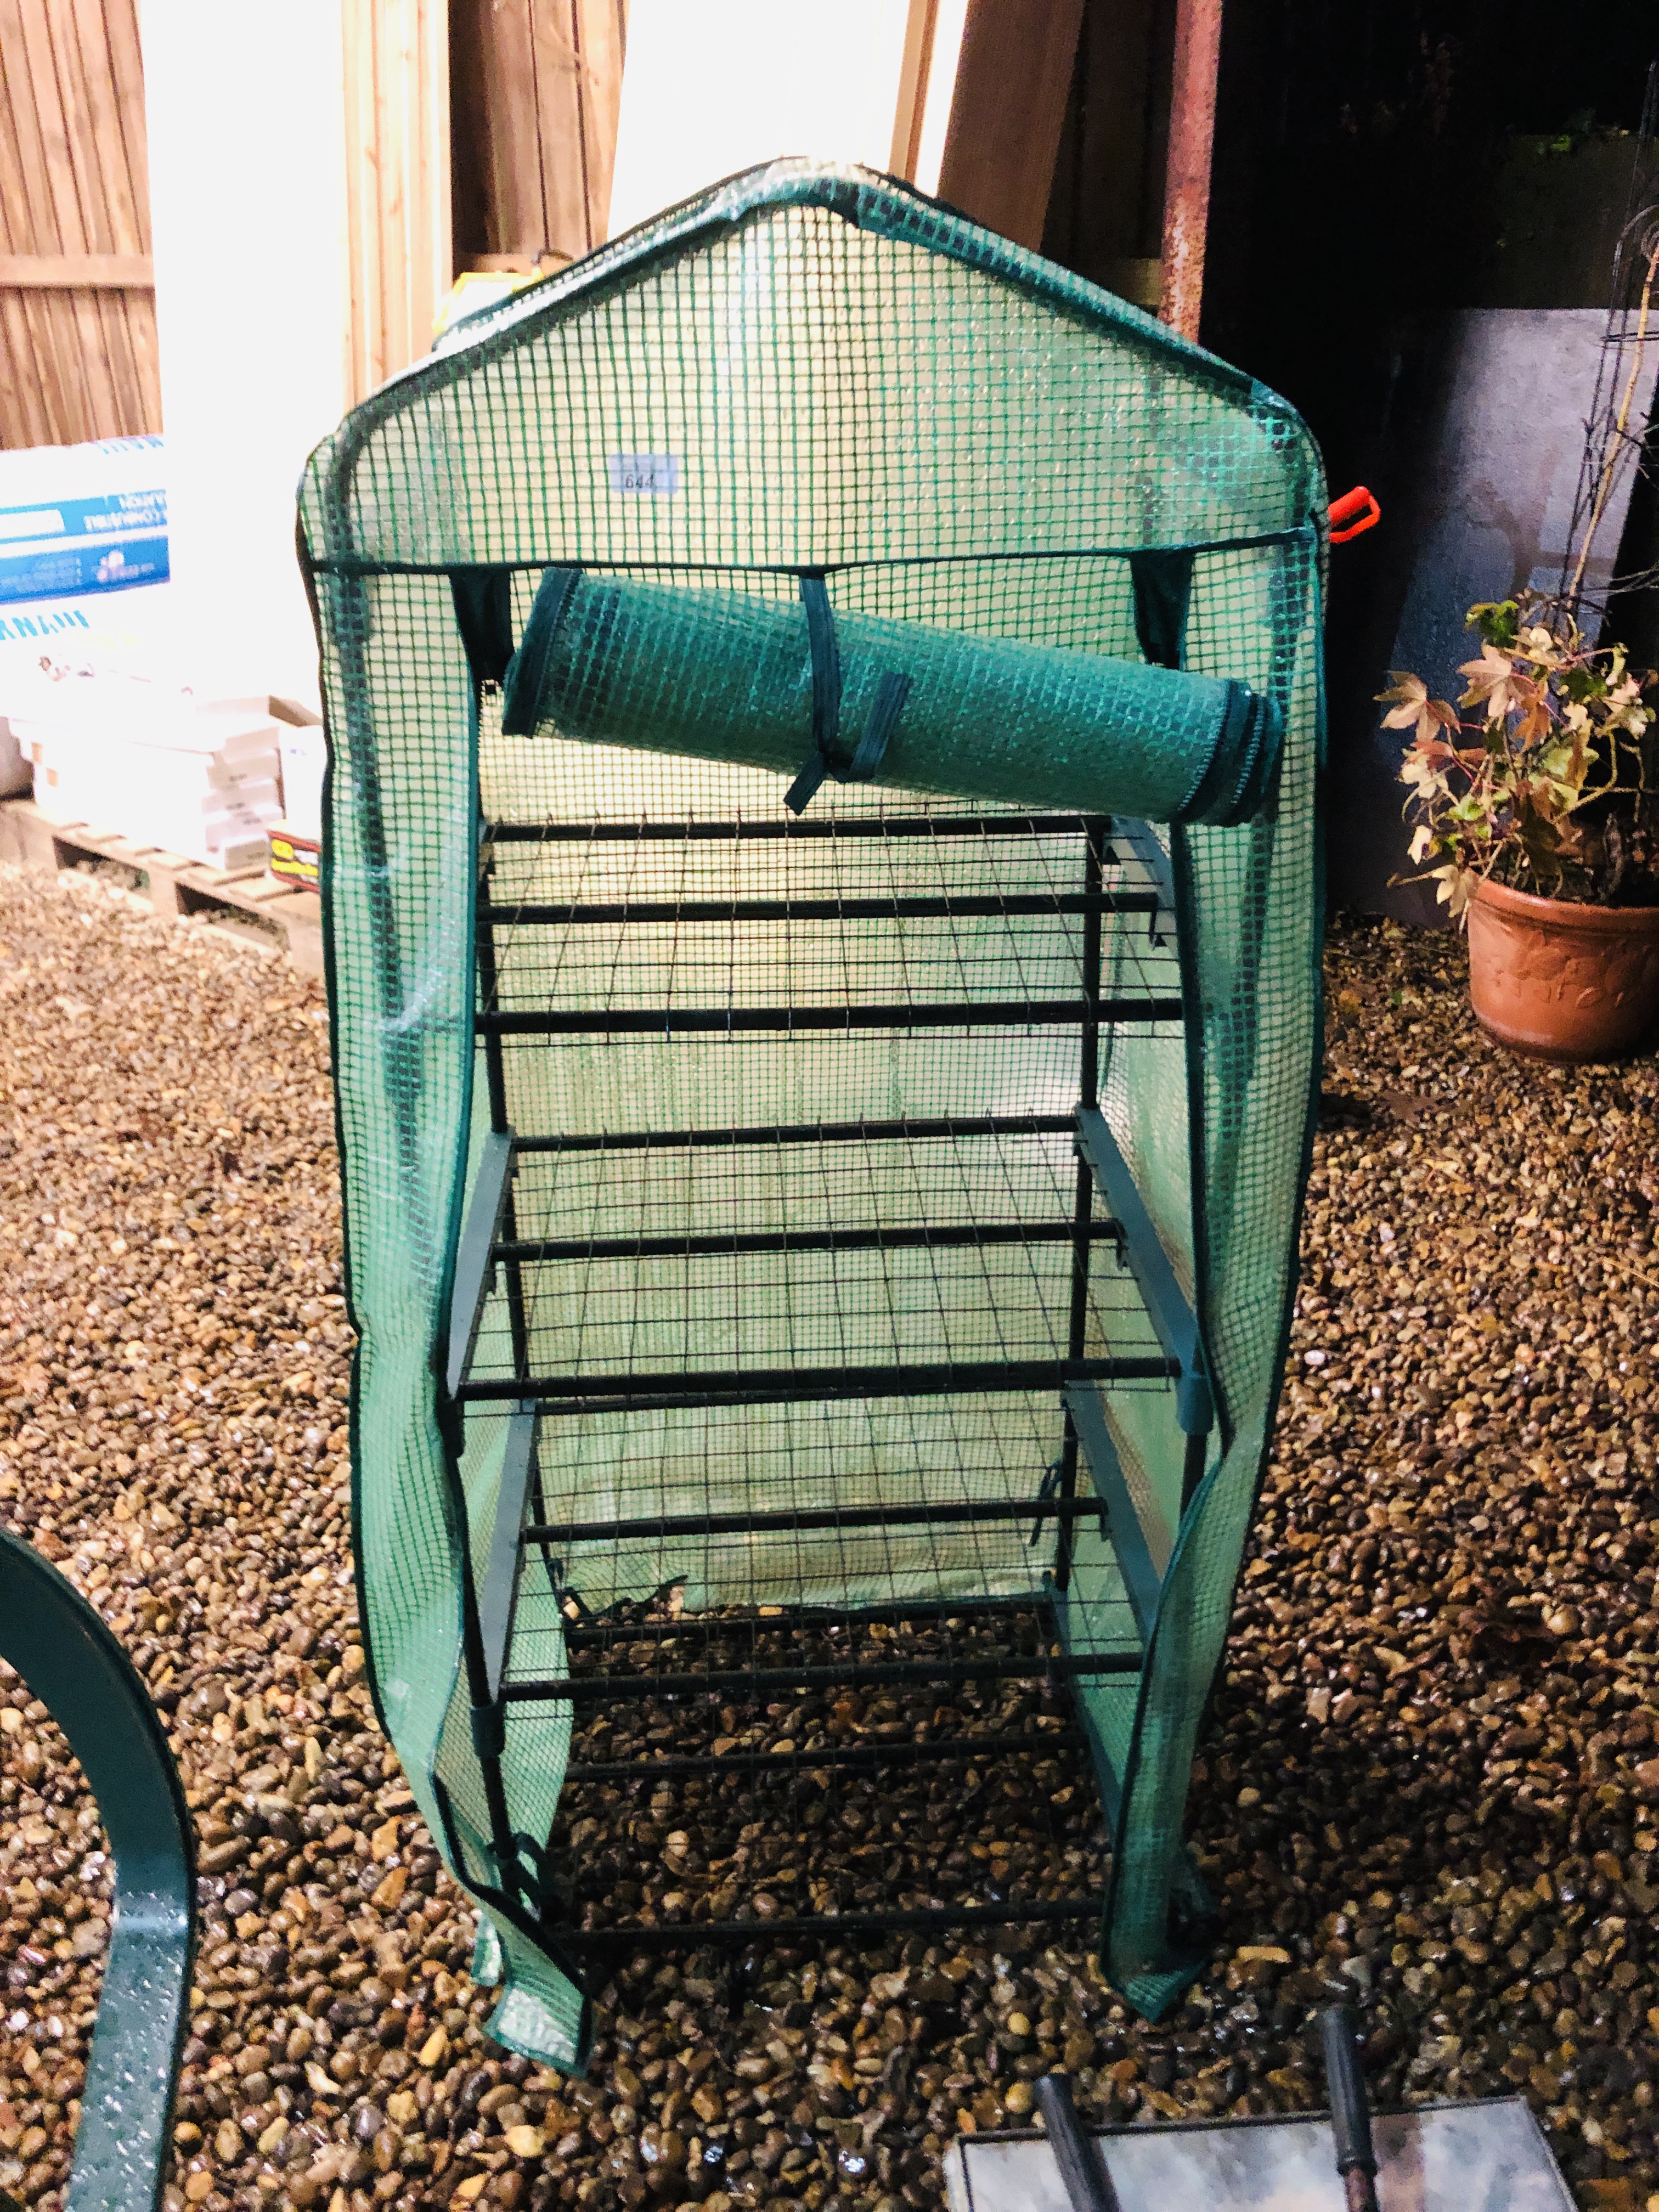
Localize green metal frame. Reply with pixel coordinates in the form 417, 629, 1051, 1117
0, 1529, 195, 2212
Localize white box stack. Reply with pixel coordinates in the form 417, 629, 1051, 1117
7, 662, 286, 872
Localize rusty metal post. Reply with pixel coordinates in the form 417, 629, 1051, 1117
1158, 0, 1224, 342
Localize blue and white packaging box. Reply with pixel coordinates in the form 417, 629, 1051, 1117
0, 436, 167, 605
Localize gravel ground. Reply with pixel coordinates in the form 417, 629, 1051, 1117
1, 870, 1657, 2212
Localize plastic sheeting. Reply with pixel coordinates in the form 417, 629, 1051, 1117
300, 159, 1324, 2065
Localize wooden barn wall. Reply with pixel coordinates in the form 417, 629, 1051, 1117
450, 0, 627, 273
344, 0, 454, 404
0, 0, 160, 449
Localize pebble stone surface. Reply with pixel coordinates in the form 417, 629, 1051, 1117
1, 871, 1658, 2212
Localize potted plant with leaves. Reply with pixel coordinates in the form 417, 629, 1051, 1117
1386, 591, 1659, 1060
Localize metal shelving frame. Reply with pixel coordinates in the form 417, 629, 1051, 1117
433, 790, 1215, 1968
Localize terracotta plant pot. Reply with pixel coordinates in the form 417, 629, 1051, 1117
1466, 876, 1659, 1062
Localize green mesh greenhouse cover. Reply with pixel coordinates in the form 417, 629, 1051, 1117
299, 159, 1325, 2071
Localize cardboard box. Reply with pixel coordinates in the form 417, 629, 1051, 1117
276, 719, 325, 842
0, 435, 167, 606
20, 716, 283, 870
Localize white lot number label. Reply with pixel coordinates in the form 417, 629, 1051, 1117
607, 453, 680, 496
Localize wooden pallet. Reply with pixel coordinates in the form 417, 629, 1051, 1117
0, 798, 324, 977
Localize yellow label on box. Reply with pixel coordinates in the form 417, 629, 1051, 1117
269, 831, 319, 889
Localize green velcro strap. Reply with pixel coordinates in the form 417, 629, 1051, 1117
500, 565, 583, 736
786, 576, 912, 815
450, 568, 517, 690
1129, 547, 1196, 673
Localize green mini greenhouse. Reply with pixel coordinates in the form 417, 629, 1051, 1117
300, 159, 1325, 2070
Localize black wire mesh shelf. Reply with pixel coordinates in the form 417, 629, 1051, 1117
442, 798, 1205, 1953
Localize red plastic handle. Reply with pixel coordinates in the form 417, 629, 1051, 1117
1328, 485, 1381, 543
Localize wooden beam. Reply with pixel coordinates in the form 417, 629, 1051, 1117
0, 252, 154, 287
575, 0, 627, 247
342, 0, 452, 404
935, 0, 1084, 252
1158, 0, 1223, 341
889, 0, 939, 183
1043, 0, 1166, 295
452, 0, 624, 266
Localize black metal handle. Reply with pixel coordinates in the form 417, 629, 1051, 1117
1034, 2074, 1122, 2212
1318, 2006, 1380, 2212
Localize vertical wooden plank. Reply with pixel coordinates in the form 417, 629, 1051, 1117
67, 0, 138, 249
18, 0, 91, 247
566, 0, 591, 256
452, 0, 627, 270
101, 0, 162, 431
64, 0, 145, 430
101, 0, 150, 246
889, 0, 939, 183
471, 0, 548, 258
936, 0, 1085, 251
20, 0, 110, 431
419, 0, 452, 328
385, 0, 417, 382
390, 0, 419, 375
93, 289, 142, 434
50, 0, 143, 433
367, 0, 396, 391
54, 2, 108, 250
405, 0, 431, 355
0, 37, 59, 445
3, 0, 98, 438
0, 290, 59, 445
346, 0, 410, 403
37, 0, 133, 434
341, 0, 366, 400
447, 0, 490, 266
0, 0, 61, 252
526, 0, 585, 262
368, 0, 390, 392
1041, 0, 1163, 287
42, 294, 94, 442
4, 302, 61, 447
342, 0, 455, 405
574, 0, 625, 247
126, 296, 162, 432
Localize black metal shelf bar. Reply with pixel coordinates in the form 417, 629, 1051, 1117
487, 813, 1101, 845
563, 1729, 1088, 1782
479, 891, 1160, 926
476, 844, 512, 1130
558, 1593, 1057, 1647
479, 1408, 538, 1701
495, 1219, 1122, 1265
514, 1112, 1075, 1155
475, 841, 532, 1385
1075, 1105, 1211, 1437
1064, 1387, 1164, 1644
459, 1352, 1176, 1412
505, 1651, 1142, 1702
525, 1493, 1118, 1548
1109, 817, 1177, 939
446, 1129, 516, 1396
1056, 817, 1109, 1593
553, 1897, 1107, 1948
479, 996, 1184, 1036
